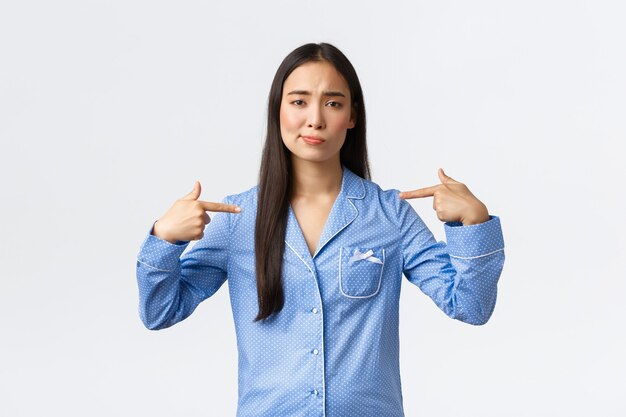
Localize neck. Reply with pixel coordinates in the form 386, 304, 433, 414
290, 157, 343, 199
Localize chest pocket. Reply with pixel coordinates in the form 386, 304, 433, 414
339, 246, 386, 298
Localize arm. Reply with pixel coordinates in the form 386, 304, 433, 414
399, 196, 505, 325
135, 196, 232, 330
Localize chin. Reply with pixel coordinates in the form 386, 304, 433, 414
292, 152, 341, 165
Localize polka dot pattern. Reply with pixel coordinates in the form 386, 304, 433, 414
136, 165, 506, 416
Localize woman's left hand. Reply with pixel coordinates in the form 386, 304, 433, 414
398, 168, 490, 226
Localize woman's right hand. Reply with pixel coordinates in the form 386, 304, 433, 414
152, 181, 242, 244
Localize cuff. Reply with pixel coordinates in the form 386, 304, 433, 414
136, 224, 189, 271
444, 215, 504, 258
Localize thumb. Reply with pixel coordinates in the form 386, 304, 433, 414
438, 168, 459, 184
182, 181, 201, 200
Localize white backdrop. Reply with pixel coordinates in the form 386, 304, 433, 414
1, 1, 624, 416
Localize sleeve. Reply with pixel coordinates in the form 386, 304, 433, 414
398, 196, 505, 325
135, 196, 233, 330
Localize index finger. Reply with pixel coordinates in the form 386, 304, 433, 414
398, 185, 439, 199
199, 201, 242, 213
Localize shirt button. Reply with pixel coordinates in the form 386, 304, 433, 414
312, 349, 319, 355
311, 389, 318, 396
311, 308, 319, 314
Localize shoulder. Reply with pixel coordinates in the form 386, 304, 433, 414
363, 177, 425, 228
223, 184, 258, 207
357, 177, 411, 225
358, 179, 430, 248
361, 177, 402, 209
221, 185, 258, 230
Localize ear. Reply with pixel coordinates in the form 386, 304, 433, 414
348, 105, 357, 129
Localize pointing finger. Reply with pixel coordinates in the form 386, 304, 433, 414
199, 201, 242, 213
399, 184, 439, 199
182, 181, 201, 200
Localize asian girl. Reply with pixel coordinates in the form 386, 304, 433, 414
137, 42, 505, 416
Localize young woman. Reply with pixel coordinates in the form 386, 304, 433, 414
136, 43, 505, 417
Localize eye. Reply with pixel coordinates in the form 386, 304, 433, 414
326, 101, 343, 108
291, 99, 305, 106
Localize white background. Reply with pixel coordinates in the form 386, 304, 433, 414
1, 1, 625, 416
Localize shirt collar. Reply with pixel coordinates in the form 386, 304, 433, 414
285, 165, 365, 266
340, 165, 366, 200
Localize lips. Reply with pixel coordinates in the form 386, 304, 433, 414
300, 136, 325, 145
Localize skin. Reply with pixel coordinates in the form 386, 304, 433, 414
152, 181, 241, 244
152, 60, 490, 245
399, 168, 490, 225
279, 61, 356, 255
279, 61, 355, 170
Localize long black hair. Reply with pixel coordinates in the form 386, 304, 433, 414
254, 43, 370, 322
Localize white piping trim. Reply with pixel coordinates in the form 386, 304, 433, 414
284, 240, 327, 417
339, 248, 385, 299
136, 258, 174, 272
347, 176, 366, 199
449, 248, 504, 260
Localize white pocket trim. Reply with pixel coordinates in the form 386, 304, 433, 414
339, 247, 385, 299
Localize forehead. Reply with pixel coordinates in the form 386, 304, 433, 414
282, 61, 350, 95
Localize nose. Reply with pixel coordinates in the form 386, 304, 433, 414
306, 105, 325, 129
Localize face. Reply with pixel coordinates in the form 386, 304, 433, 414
279, 61, 355, 165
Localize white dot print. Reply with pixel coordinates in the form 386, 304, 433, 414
136, 165, 505, 416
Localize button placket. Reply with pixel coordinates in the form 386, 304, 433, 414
305, 261, 324, 413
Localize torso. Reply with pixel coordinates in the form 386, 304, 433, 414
291, 195, 337, 257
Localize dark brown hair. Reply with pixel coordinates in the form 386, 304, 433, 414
254, 43, 370, 322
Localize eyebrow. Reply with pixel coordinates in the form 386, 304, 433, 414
286, 90, 346, 98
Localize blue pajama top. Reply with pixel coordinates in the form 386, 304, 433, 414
136, 165, 505, 417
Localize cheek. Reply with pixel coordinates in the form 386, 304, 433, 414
330, 113, 354, 130
279, 107, 301, 132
